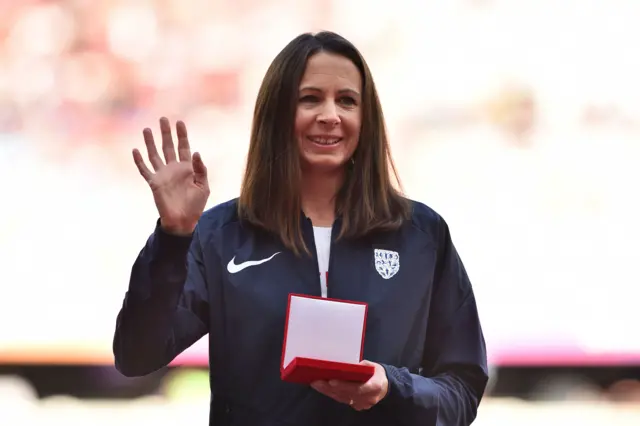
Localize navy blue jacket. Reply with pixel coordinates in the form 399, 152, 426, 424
113, 198, 488, 425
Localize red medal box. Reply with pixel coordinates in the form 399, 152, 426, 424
280, 294, 375, 384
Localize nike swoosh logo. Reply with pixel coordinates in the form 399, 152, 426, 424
227, 252, 281, 274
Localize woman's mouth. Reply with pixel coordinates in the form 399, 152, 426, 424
307, 136, 342, 146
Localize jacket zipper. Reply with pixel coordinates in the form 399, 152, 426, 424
326, 220, 338, 299
304, 215, 323, 298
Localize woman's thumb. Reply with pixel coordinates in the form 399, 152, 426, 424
192, 152, 208, 183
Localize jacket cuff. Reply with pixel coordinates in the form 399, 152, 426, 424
153, 219, 194, 260
379, 363, 411, 407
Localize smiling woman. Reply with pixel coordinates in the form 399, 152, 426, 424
113, 31, 488, 426
239, 32, 410, 252
296, 52, 362, 170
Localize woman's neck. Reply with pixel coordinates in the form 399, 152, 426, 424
301, 168, 344, 227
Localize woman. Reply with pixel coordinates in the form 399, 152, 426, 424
114, 31, 488, 426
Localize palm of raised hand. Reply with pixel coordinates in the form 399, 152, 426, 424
133, 117, 210, 235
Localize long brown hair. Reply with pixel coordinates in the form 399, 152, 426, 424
238, 31, 410, 255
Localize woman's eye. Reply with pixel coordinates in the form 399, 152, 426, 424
299, 95, 319, 103
340, 97, 357, 106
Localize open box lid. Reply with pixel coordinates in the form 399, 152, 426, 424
281, 294, 369, 371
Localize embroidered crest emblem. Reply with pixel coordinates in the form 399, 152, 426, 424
374, 249, 400, 280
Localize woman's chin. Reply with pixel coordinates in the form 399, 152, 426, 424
300, 155, 348, 173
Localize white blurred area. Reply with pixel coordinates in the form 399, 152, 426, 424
0, 370, 639, 425
1, 0, 640, 422
1, 372, 640, 425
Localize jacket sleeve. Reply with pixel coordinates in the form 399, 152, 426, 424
379, 218, 489, 426
113, 220, 212, 377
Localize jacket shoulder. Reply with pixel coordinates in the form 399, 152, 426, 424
406, 199, 447, 243
197, 198, 240, 233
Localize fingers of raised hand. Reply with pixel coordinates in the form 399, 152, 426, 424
192, 151, 208, 182
143, 127, 164, 171
137, 118, 193, 177
132, 148, 153, 182
160, 117, 177, 164
176, 120, 192, 162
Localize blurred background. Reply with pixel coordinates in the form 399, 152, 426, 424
1, 0, 639, 424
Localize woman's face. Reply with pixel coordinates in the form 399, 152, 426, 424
295, 52, 362, 173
